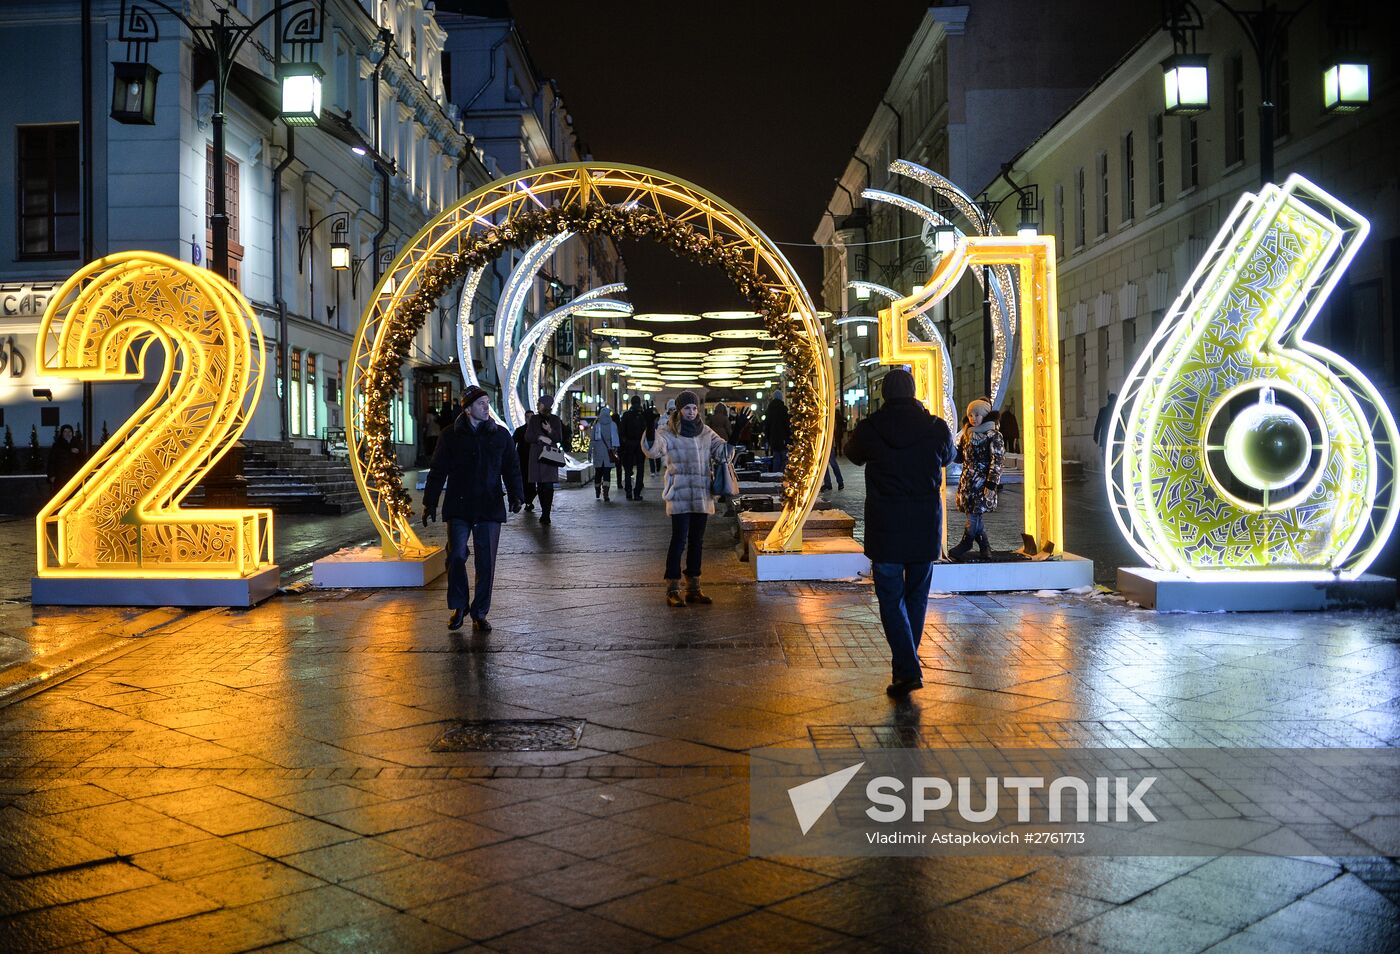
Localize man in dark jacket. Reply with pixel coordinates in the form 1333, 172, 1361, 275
845, 368, 955, 696
618, 395, 647, 500
423, 386, 524, 632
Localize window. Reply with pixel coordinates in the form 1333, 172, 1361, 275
1096, 152, 1109, 237
1121, 131, 1135, 223
305, 353, 317, 437
290, 349, 303, 436
1075, 167, 1086, 248
1097, 326, 1110, 402
1181, 118, 1199, 190
1150, 113, 1166, 207
1075, 335, 1088, 415
204, 146, 243, 286
1273, 31, 1291, 138
441, 51, 452, 98
17, 124, 79, 258
1054, 183, 1065, 257
1226, 53, 1245, 166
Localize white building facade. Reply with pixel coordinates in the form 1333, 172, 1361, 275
0, 0, 490, 468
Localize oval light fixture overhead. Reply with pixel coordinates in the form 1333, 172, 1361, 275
701, 310, 762, 320
590, 326, 653, 338
652, 333, 713, 344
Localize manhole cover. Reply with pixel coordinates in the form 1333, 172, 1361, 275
430, 718, 586, 752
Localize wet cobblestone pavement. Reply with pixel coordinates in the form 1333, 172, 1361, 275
0, 465, 1397, 951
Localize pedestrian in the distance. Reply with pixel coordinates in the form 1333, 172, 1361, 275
525, 395, 565, 525
619, 395, 647, 500
844, 369, 954, 697
514, 410, 535, 511
422, 386, 523, 632
46, 424, 84, 489
1000, 404, 1020, 454
641, 390, 733, 607
949, 398, 1005, 562
591, 406, 619, 501
707, 402, 731, 441
765, 391, 790, 473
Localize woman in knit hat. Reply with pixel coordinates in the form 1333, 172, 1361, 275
949, 397, 1005, 560
641, 390, 734, 607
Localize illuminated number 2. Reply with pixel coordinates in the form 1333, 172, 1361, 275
1107, 176, 1398, 577
36, 252, 273, 578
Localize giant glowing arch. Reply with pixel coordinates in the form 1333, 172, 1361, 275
349, 163, 833, 559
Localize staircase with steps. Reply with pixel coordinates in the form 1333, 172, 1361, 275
191, 441, 364, 514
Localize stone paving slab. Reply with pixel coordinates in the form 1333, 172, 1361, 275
0, 478, 1395, 950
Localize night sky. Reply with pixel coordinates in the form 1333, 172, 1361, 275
439, 0, 933, 314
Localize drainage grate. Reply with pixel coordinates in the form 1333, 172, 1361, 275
430, 718, 586, 752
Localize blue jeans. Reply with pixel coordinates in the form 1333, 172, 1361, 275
665, 512, 708, 580
447, 519, 501, 617
871, 562, 933, 682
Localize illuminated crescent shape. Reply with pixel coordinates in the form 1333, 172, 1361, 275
885, 160, 1021, 406
506, 284, 631, 430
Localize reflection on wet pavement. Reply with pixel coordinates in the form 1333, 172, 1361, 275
0, 465, 1395, 951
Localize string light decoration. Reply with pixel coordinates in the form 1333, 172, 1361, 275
1106, 175, 1398, 577
35, 251, 273, 578
351, 163, 831, 558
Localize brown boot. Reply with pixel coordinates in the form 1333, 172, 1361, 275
666, 581, 686, 608
685, 577, 712, 605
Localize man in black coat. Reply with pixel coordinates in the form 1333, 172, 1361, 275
845, 368, 955, 696
423, 386, 524, 632
618, 395, 647, 500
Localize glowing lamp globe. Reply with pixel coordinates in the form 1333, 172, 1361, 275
1223, 390, 1311, 490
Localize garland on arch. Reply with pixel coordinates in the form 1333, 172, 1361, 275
364, 202, 822, 522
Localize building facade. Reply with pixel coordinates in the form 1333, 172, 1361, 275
0, 0, 489, 470
966, 1, 1399, 470
814, 1, 1164, 424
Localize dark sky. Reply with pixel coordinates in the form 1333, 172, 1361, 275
443, 0, 934, 313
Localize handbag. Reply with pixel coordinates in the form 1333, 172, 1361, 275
537, 443, 567, 468
710, 458, 740, 497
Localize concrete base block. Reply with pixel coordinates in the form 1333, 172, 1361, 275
31, 566, 281, 608
562, 464, 594, 485
1118, 567, 1397, 613
753, 537, 869, 581
312, 546, 446, 588
931, 554, 1095, 593
738, 510, 856, 561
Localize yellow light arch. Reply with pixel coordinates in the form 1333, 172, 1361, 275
36, 251, 272, 578
879, 236, 1063, 553
349, 162, 832, 558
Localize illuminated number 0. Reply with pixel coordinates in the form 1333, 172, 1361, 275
36, 252, 273, 578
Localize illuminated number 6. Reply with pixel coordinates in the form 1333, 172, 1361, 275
1107, 176, 1398, 577
36, 252, 273, 578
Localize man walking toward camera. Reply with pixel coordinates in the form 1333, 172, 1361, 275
423, 386, 524, 632
845, 368, 955, 697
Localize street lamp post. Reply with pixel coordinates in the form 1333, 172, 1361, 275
1164, 1, 1371, 189
112, 0, 326, 279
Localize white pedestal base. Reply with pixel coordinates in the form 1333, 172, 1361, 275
31, 566, 281, 608
1118, 567, 1397, 612
753, 538, 869, 581
312, 546, 446, 588
930, 554, 1095, 593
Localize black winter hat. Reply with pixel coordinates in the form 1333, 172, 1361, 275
882, 368, 916, 400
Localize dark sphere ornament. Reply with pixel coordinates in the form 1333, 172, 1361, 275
1223, 390, 1313, 490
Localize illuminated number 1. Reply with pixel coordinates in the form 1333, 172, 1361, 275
36, 252, 273, 578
